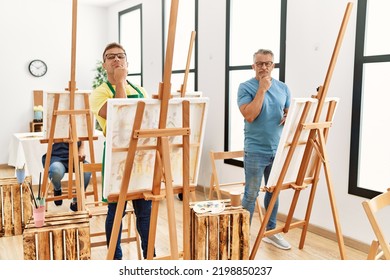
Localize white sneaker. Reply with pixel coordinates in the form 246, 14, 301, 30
263, 233, 291, 250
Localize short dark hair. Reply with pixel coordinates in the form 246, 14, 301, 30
102, 42, 126, 62
253, 49, 274, 62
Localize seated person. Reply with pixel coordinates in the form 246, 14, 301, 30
42, 141, 91, 211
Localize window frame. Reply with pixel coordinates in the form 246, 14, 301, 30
224, 0, 287, 167
118, 4, 144, 86
349, 0, 390, 199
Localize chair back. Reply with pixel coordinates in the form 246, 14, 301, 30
362, 188, 390, 259
79, 162, 102, 210
208, 150, 245, 200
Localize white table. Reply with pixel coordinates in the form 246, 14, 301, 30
8, 131, 105, 185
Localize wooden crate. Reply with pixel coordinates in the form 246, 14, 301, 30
23, 211, 91, 260
190, 202, 250, 260
0, 176, 33, 237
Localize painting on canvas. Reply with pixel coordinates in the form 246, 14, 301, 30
43, 91, 94, 139
103, 97, 208, 199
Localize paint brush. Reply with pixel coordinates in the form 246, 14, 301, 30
28, 181, 38, 209
38, 172, 41, 200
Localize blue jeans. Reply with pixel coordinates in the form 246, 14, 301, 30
48, 161, 91, 202
105, 199, 153, 259
242, 151, 279, 230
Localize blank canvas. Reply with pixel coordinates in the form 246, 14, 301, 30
266, 97, 339, 189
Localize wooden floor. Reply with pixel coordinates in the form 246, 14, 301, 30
0, 165, 368, 260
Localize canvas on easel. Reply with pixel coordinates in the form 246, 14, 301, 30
266, 96, 339, 189
40, 0, 98, 210
43, 91, 95, 139
249, 93, 344, 259
103, 97, 208, 199
40, 90, 98, 207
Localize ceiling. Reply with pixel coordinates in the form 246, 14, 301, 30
78, 0, 123, 7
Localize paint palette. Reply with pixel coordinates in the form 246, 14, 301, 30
193, 200, 225, 214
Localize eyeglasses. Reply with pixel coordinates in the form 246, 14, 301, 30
105, 53, 127, 60
254, 61, 274, 68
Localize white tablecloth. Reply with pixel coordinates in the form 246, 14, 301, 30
8, 131, 105, 185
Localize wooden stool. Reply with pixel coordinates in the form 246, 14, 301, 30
0, 176, 33, 237
23, 211, 91, 260
190, 200, 250, 260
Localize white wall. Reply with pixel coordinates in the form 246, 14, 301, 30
1, 0, 382, 250
0, 0, 107, 163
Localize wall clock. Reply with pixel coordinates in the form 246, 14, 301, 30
28, 59, 47, 77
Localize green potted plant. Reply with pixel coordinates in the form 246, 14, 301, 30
92, 60, 107, 131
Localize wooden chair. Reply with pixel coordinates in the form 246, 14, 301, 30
79, 162, 142, 259
44, 157, 99, 210
208, 150, 263, 223
362, 188, 390, 260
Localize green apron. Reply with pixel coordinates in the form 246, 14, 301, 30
102, 81, 144, 202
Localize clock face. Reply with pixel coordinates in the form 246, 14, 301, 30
29, 60, 47, 77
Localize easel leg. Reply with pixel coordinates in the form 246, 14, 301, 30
42, 95, 60, 203
182, 100, 191, 259
299, 162, 321, 249
146, 200, 160, 259
70, 115, 82, 210
160, 137, 179, 259
249, 188, 280, 259
318, 132, 346, 259
106, 199, 127, 260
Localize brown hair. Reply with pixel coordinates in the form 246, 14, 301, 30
102, 42, 126, 61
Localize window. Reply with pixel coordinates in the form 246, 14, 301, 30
162, 0, 198, 93
225, 0, 287, 166
119, 4, 143, 86
349, 0, 390, 198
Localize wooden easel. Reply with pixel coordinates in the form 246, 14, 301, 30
106, 0, 191, 260
179, 31, 196, 97
176, 30, 198, 205
249, 2, 353, 260
41, 0, 98, 210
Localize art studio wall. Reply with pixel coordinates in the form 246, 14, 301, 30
1, 0, 383, 251
0, 0, 107, 162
